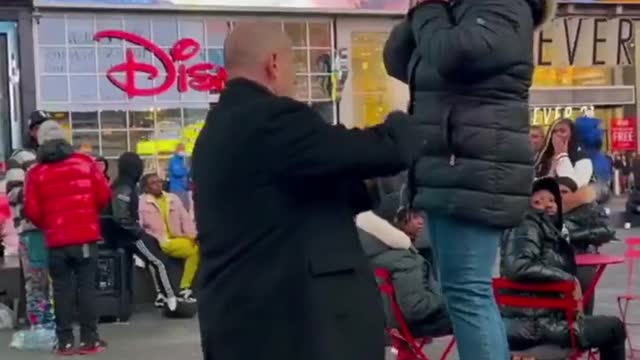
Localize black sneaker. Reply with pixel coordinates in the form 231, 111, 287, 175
178, 288, 196, 303
77, 340, 107, 355
55, 342, 76, 356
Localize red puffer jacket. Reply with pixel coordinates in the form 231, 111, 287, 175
24, 140, 111, 249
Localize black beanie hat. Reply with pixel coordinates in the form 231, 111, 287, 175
532, 177, 563, 223
556, 176, 578, 193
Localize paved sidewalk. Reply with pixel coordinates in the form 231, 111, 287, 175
0, 228, 638, 360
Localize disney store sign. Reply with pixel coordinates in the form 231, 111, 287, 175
94, 30, 227, 99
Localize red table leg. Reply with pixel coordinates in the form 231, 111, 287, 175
582, 264, 606, 308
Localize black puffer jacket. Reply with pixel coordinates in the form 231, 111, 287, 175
384, 0, 556, 228
500, 210, 587, 350
359, 228, 449, 336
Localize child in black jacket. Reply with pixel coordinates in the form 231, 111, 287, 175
500, 177, 625, 359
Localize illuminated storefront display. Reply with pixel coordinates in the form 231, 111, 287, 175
35, 0, 409, 12
36, 15, 334, 173
610, 118, 637, 151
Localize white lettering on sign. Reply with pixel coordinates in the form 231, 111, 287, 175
530, 105, 595, 126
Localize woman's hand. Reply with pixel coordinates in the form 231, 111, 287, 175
573, 278, 584, 314
552, 133, 568, 155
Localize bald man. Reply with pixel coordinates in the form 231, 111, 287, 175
192, 23, 422, 360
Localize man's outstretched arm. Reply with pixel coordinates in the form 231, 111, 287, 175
265, 103, 423, 181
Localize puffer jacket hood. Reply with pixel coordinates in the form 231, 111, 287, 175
361, 236, 445, 329
37, 139, 74, 163
500, 209, 586, 349
114, 152, 143, 185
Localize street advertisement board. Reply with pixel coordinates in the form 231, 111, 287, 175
610, 118, 637, 151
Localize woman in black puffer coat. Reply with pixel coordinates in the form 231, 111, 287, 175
383, 1, 555, 358
500, 178, 625, 359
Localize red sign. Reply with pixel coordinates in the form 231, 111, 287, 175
93, 30, 227, 99
610, 118, 637, 151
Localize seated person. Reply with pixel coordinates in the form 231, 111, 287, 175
139, 173, 199, 303
500, 177, 626, 360
358, 207, 452, 337
559, 176, 616, 250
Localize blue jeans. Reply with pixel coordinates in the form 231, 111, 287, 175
428, 214, 509, 360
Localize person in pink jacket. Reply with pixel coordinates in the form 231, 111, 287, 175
139, 173, 198, 303
0, 194, 18, 256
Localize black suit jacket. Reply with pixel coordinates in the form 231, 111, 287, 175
192, 78, 417, 360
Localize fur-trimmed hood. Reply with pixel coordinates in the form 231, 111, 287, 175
563, 185, 596, 214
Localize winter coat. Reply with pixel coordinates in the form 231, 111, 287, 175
500, 210, 588, 350
0, 194, 18, 255
5, 147, 37, 234
563, 186, 615, 251
24, 140, 111, 249
358, 214, 448, 336
625, 190, 640, 226
383, 0, 555, 228
103, 152, 147, 249
168, 154, 189, 193
192, 78, 421, 360
139, 192, 197, 243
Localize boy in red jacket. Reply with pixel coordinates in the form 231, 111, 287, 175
24, 120, 111, 355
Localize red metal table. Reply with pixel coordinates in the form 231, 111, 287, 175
575, 253, 625, 307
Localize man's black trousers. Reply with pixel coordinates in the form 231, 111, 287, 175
49, 243, 99, 344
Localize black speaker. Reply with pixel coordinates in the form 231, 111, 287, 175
95, 245, 132, 322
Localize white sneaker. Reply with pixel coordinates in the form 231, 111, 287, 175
625, 222, 632, 229
178, 288, 197, 303
166, 296, 178, 311
154, 294, 166, 308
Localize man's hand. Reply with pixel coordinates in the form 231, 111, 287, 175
553, 134, 568, 155
383, 111, 424, 166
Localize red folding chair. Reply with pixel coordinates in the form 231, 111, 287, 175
617, 237, 640, 357
374, 268, 456, 360
492, 278, 596, 360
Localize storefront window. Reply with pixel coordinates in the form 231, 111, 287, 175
100, 110, 127, 129
101, 130, 128, 157
71, 111, 98, 130
37, 15, 335, 169
72, 131, 100, 152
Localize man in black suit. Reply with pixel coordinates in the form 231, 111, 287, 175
192, 23, 422, 360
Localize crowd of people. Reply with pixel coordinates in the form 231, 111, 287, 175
0, 111, 199, 355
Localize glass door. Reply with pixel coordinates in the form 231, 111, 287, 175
335, 18, 408, 128
0, 22, 20, 169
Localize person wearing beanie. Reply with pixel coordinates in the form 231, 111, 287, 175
5, 110, 56, 340
106, 152, 178, 311
500, 177, 626, 359
24, 120, 111, 355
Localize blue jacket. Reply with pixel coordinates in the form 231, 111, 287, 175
168, 154, 189, 193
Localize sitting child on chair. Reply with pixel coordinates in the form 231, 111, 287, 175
139, 173, 199, 303
358, 207, 452, 337
500, 177, 626, 360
